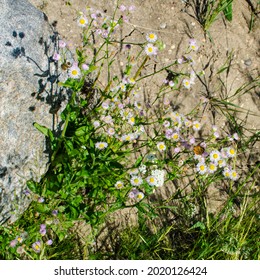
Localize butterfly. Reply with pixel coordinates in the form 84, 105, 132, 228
193, 145, 205, 155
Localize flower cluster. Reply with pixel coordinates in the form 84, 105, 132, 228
144, 32, 158, 56
195, 145, 239, 180
127, 163, 165, 202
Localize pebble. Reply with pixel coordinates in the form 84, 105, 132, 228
244, 59, 252, 66
160, 22, 167, 29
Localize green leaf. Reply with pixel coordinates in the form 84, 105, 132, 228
35, 204, 50, 213
133, 156, 143, 168
67, 205, 80, 219
78, 169, 90, 178
223, 2, 233, 22
65, 140, 74, 152
33, 122, 54, 142
190, 221, 206, 230
109, 161, 124, 169
27, 180, 41, 195
75, 126, 89, 137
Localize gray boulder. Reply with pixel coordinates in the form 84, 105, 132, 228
0, 0, 68, 224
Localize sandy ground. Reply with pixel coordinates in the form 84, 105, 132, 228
29, 0, 259, 124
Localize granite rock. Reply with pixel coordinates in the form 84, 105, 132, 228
0, 0, 69, 224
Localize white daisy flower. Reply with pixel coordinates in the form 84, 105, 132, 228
157, 141, 166, 152
208, 163, 217, 174
229, 170, 239, 181
146, 32, 158, 43
189, 38, 199, 51
95, 142, 108, 150
184, 119, 192, 128
77, 15, 89, 27
107, 127, 115, 136
226, 147, 236, 158
218, 158, 227, 168
144, 43, 158, 56
196, 162, 207, 175
136, 191, 144, 200
210, 150, 221, 162
130, 176, 143, 186
223, 168, 231, 179
183, 79, 191, 89
115, 181, 124, 189
192, 121, 201, 131
122, 133, 135, 142
146, 176, 157, 186
171, 132, 180, 142
128, 117, 135, 126
68, 65, 81, 79
119, 83, 126, 92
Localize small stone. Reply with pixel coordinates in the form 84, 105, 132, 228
244, 59, 252, 66
160, 22, 167, 29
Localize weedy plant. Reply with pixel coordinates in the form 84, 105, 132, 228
183, 0, 234, 31
0, 1, 259, 260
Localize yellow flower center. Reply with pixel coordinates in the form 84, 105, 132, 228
213, 154, 218, 159
150, 178, 155, 183
148, 47, 153, 53
72, 70, 78, 76
149, 34, 155, 39
79, 19, 86, 25
200, 165, 205, 171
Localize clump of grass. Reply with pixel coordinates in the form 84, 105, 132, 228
183, 0, 234, 31
0, 0, 259, 260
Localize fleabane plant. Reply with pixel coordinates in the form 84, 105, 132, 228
2, 1, 249, 260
